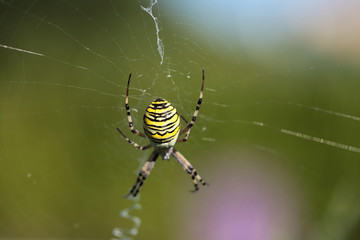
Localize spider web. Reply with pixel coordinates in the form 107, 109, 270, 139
1, 0, 360, 239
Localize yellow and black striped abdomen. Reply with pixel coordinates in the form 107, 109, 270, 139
143, 98, 180, 148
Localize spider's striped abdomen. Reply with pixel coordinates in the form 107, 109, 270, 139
143, 98, 180, 148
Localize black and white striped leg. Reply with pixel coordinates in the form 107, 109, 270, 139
178, 69, 205, 142
116, 128, 151, 150
177, 129, 192, 143
171, 148, 207, 192
126, 150, 159, 197
125, 73, 146, 138
177, 115, 191, 143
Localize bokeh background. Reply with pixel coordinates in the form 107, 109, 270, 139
1, 0, 360, 239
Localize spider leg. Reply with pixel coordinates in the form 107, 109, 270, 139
177, 115, 190, 143
116, 128, 151, 150
126, 150, 159, 197
178, 69, 205, 142
171, 148, 207, 192
180, 115, 188, 124
125, 73, 146, 138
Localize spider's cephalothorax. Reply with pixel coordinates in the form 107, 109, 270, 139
117, 69, 207, 197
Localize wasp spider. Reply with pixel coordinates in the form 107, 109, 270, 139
117, 69, 207, 197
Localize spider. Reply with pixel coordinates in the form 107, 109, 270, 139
117, 69, 207, 197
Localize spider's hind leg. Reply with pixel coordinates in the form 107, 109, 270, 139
124, 73, 146, 138
171, 148, 207, 192
178, 69, 205, 143
116, 128, 151, 151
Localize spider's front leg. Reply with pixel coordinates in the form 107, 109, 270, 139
126, 150, 159, 197
171, 148, 207, 192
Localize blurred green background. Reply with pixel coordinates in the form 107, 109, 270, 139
1, 0, 360, 239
